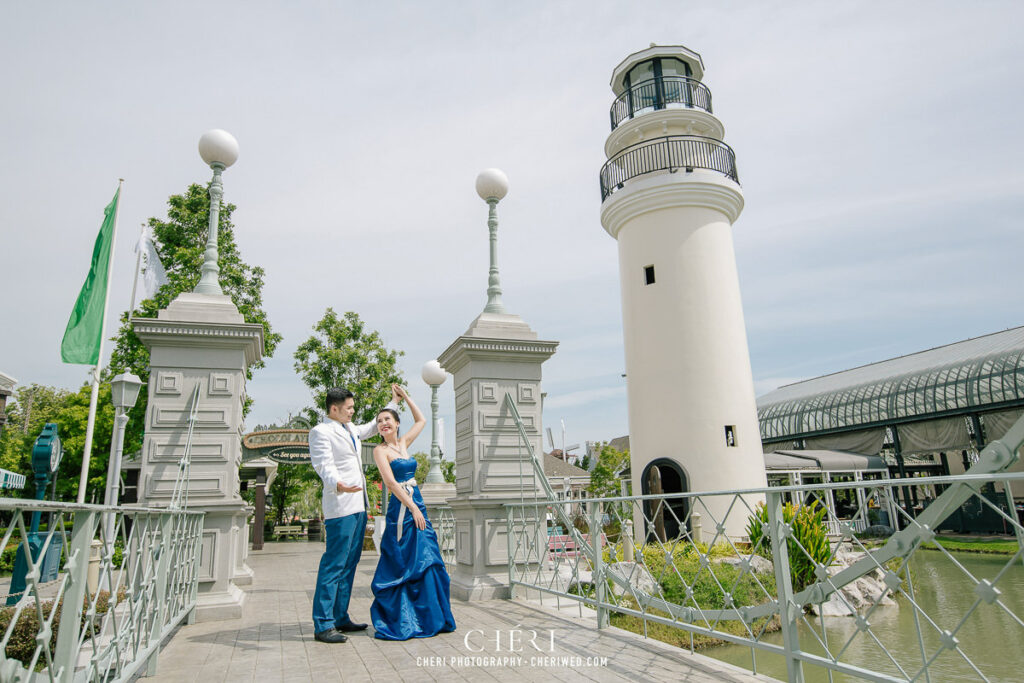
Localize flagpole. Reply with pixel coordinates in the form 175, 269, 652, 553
77, 179, 124, 504
128, 224, 143, 316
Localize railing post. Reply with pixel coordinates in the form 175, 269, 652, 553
766, 490, 804, 683
55, 509, 97, 683
506, 506, 516, 600
590, 500, 608, 629
146, 512, 175, 676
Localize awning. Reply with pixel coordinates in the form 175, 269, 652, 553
771, 450, 888, 472
764, 452, 819, 470
0, 468, 26, 489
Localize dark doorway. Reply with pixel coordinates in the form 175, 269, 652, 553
641, 458, 689, 542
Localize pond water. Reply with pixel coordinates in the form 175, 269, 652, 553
707, 550, 1024, 682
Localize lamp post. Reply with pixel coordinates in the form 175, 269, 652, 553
421, 360, 448, 484
103, 372, 142, 545
475, 169, 509, 314
194, 129, 239, 296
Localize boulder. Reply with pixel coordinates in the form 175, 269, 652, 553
606, 561, 659, 597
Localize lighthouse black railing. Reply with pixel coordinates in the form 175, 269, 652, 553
599, 135, 739, 202
610, 76, 713, 130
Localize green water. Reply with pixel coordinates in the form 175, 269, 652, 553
707, 551, 1024, 682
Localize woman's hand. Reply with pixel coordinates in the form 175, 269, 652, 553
392, 383, 409, 403
412, 508, 426, 531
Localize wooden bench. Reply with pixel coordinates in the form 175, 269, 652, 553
546, 533, 606, 567
273, 525, 305, 540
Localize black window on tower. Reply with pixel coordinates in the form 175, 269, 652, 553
644, 265, 655, 285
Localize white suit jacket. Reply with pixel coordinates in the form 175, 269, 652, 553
309, 403, 398, 520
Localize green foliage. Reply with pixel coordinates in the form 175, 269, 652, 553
0, 588, 126, 669
413, 452, 429, 484
0, 383, 121, 502
1, 542, 17, 575
586, 443, 629, 499
268, 463, 311, 524
441, 460, 455, 484
292, 309, 404, 424
586, 442, 629, 522
107, 183, 282, 418
747, 501, 831, 591
0, 385, 73, 496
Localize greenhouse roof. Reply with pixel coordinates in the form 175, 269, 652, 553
757, 326, 1024, 441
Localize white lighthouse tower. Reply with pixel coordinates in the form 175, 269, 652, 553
599, 45, 767, 540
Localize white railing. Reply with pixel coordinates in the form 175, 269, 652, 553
502, 392, 1024, 682
1, 500, 204, 682
434, 505, 456, 569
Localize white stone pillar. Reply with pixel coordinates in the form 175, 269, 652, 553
133, 291, 263, 621
438, 312, 557, 600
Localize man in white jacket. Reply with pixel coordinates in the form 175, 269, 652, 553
309, 385, 400, 643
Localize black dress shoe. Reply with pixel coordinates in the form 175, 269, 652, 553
314, 628, 349, 643
336, 621, 368, 632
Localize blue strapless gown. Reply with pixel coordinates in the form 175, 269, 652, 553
370, 457, 456, 640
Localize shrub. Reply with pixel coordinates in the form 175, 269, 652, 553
0, 587, 128, 670
747, 500, 830, 592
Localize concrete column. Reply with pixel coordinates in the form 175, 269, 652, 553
133, 291, 263, 621
438, 311, 557, 600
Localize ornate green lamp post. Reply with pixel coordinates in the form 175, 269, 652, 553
194, 129, 239, 296
6, 424, 63, 605
475, 168, 509, 314
421, 360, 448, 484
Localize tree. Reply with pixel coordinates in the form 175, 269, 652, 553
107, 183, 282, 420
293, 309, 404, 425
0, 385, 73, 497
268, 463, 306, 524
587, 442, 630, 500
441, 460, 456, 484
0, 383, 122, 502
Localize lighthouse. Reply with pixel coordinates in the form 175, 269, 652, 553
599, 45, 767, 540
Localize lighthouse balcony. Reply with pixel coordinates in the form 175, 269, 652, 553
609, 75, 713, 130
599, 135, 739, 202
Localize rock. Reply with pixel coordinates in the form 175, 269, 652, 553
606, 562, 659, 597
809, 544, 898, 615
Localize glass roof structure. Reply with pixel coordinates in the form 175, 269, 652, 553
758, 326, 1024, 441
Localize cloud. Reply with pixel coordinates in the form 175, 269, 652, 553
544, 386, 626, 411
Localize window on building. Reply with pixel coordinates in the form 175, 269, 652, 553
644, 265, 656, 285
725, 425, 737, 447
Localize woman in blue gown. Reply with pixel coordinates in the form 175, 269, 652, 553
370, 385, 456, 640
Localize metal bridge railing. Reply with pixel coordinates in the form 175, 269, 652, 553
0, 500, 204, 682
503, 392, 1024, 682
1, 382, 205, 682
434, 505, 456, 569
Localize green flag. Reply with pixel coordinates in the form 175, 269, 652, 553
61, 188, 120, 364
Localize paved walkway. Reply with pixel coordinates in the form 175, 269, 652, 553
140, 542, 773, 682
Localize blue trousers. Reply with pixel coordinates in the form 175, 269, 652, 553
312, 511, 366, 633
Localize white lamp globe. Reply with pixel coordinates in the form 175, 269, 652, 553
475, 168, 509, 201
421, 360, 447, 386
198, 129, 239, 168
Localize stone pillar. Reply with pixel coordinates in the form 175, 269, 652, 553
438, 311, 557, 600
133, 291, 263, 621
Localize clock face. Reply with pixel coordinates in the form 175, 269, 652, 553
50, 436, 62, 472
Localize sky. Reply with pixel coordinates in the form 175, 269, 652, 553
2, 2, 1023, 459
